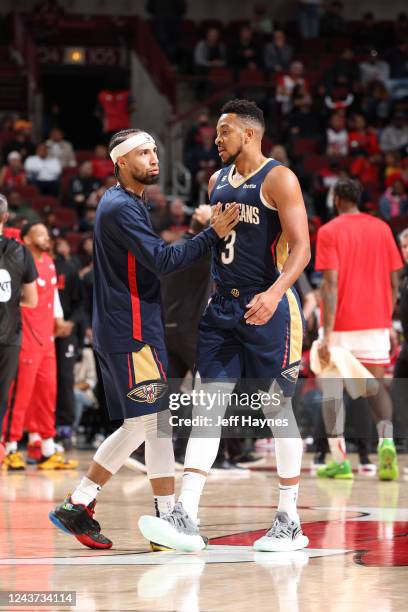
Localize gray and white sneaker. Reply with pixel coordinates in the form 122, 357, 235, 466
138, 502, 208, 553
253, 511, 309, 552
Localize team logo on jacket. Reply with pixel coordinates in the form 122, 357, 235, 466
0, 269, 12, 302
281, 365, 300, 382
127, 381, 167, 404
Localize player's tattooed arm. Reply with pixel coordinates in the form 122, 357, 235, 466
245, 166, 310, 325
319, 269, 338, 364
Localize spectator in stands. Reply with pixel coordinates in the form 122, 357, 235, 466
251, 3, 273, 35
264, 30, 293, 74
91, 144, 114, 180
86, 186, 107, 210
6, 191, 39, 225
3, 120, 35, 161
320, 1, 346, 38
79, 205, 97, 233
270, 144, 290, 166
359, 49, 390, 86
46, 128, 76, 169
364, 80, 392, 126
161, 197, 189, 243
73, 347, 97, 433
379, 179, 408, 220
288, 90, 321, 140
357, 12, 380, 51
325, 112, 349, 157
327, 48, 359, 90
385, 41, 408, 79
146, 184, 170, 232
229, 24, 262, 71
348, 114, 379, 156
276, 61, 308, 115
384, 151, 402, 186
186, 126, 219, 199
379, 113, 408, 154
74, 236, 93, 279
297, 0, 321, 39
41, 206, 60, 238
395, 12, 408, 44
24, 142, 61, 197
194, 27, 226, 70
146, 0, 186, 63
67, 161, 101, 218
0, 152, 26, 190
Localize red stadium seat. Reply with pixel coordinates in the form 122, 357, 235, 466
303, 155, 327, 173
65, 231, 84, 253
76, 150, 94, 164
238, 68, 265, 86
30, 195, 59, 212
12, 184, 39, 199
54, 207, 77, 229
293, 139, 320, 156
208, 67, 235, 91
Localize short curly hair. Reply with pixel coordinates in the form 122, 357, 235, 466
333, 178, 362, 205
220, 99, 265, 131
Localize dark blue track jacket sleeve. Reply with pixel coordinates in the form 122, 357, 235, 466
114, 200, 220, 276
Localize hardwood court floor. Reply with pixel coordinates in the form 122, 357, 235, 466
1, 451, 408, 612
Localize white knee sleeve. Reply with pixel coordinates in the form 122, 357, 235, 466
144, 412, 175, 479
93, 416, 145, 475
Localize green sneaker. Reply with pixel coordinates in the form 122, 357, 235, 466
378, 440, 399, 481
317, 460, 354, 479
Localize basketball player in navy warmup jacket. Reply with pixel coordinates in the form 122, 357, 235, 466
49, 129, 239, 549
139, 100, 311, 553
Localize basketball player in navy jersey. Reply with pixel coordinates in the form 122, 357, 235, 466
139, 100, 311, 552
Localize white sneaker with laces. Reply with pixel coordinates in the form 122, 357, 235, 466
253, 511, 309, 552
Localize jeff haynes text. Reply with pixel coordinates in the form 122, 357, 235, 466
168, 415, 289, 428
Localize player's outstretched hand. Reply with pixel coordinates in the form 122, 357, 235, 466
244, 289, 280, 325
211, 202, 240, 238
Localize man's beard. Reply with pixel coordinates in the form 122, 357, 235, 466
223, 147, 242, 167
132, 170, 160, 185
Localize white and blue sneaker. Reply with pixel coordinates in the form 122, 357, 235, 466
253, 511, 309, 552
139, 501, 208, 553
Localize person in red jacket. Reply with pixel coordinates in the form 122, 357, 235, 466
2, 222, 77, 470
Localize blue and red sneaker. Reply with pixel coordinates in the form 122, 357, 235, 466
49, 496, 112, 549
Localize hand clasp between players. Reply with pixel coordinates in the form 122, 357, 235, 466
211, 202, 240, 238
244, 289, 280, 326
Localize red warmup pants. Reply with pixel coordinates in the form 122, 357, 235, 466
3, 347, 57, 443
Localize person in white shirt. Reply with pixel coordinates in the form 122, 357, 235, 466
46, 128, 76, 169
326, 113, 349, 157
359, 49, 390, 86
24, 142, 62, 196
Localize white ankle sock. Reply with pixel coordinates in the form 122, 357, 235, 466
328, 437, 347, 464
178, 472, 206, 521
154, 494, 175, 517
41, 438, 56, 458
71, 476, 102, 506
278, 483, 299, 522
5, 441, 17, 454
377, 420, 393, 445
29, 433, 41, 444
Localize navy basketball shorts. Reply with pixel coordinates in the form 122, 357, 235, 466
196, 287, 304, 397
95, 341, 168, 420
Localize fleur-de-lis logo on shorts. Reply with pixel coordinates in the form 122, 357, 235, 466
127, 381, 167, 404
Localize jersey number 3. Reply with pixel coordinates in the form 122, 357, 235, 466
221, 230, 236, 264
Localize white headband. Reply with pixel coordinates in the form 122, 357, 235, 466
110, 132, 156, 164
